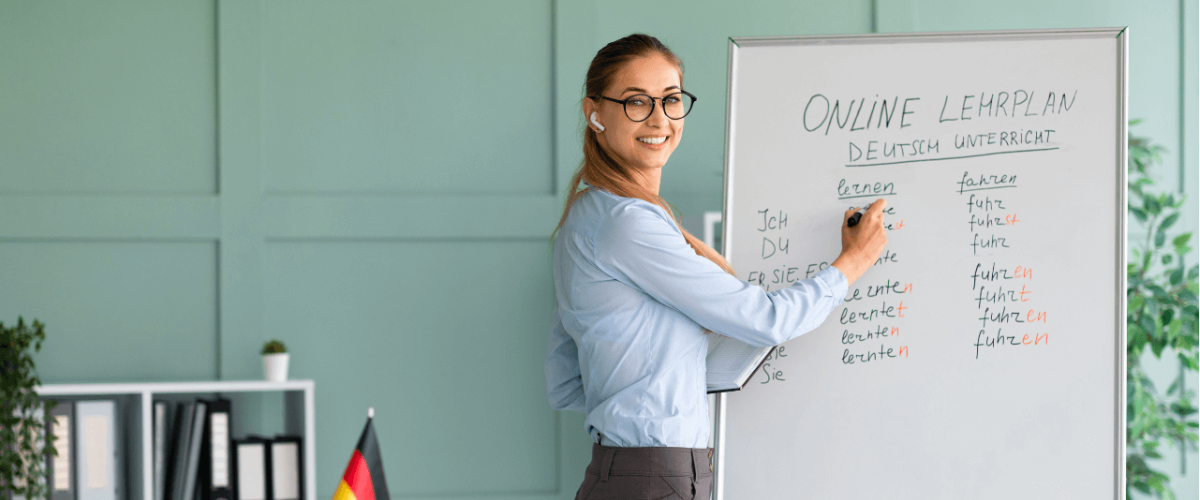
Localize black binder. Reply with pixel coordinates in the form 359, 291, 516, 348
175, 400, 207, 500
268, 436, 303, 500
231, 436, 271, 500
200, 399, 232, 500
46, 400, 75, 500
168, 402, 194, 500
152, 401, 173, 500
181, 400, 207, 500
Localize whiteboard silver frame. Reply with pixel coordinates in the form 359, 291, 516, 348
714, 27, 1129, 500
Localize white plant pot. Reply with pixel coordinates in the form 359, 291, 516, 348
263, 353, 289, 382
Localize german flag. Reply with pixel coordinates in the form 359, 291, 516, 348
331, 410, 390, 500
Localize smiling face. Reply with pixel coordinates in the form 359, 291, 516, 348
584, 54, 684, 175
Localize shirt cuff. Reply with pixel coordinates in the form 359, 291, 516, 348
813, 265, 849, 299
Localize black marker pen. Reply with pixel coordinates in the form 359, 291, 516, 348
847, 204, 870, 227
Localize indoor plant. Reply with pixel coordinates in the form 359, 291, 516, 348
262, 339, 289, 382
1125, 121, 1199, 499
1, 317, 57, 500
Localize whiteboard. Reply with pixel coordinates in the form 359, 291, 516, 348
715, 29, 1126, 500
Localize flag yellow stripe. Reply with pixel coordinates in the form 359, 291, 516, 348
332, 480, 357, 500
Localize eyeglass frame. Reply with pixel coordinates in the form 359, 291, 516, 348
587, 90, 698, 122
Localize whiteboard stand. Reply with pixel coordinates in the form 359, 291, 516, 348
712, 391, 727, 500
703, 211, 723, 249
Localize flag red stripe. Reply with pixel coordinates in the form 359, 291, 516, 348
341, 450, 376, 500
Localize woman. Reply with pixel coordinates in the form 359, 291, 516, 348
544, 34, 887, 500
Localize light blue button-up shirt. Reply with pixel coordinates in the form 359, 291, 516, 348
544, 187, 848, 448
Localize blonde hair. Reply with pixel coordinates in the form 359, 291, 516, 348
556, 34, 734, 276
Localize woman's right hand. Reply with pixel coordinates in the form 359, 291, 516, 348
830, 199, 889, 287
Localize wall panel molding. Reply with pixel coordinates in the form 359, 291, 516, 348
215, 0, 266, 383
264, 194, 560, 240
0, 196, 219, 238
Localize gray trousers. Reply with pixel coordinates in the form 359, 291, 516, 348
574, 441, 714, 500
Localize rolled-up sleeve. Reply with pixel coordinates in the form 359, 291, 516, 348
544, 308, 586, 412
593, 203, 848, 347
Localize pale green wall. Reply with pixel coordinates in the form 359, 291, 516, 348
1, 1, 1195, 499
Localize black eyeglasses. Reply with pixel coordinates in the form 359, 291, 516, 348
589, 91, 697, 122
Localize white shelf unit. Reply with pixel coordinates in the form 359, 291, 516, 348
37, 380, 316, 500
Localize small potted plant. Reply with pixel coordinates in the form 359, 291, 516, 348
261, 339, 289, 382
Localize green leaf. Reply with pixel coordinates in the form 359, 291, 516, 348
1171, 267, 1184, 286
1130, 295, 1146, 313
1131, 207, 1148, 223
1174, 233, 1193, 247
1160, 212, 1180, 231
1163, 254, 1174, 266
1152, 335, 1166, 357
1130, 324, 1147, 353
1168, 318, 1182, 345
1140, 315, 1156, 336
1176, 401, 1198, 417
1161, 309, 1176, 327
1146, 196, 1162, 215
1182, 289, 1199, 305
1155, 229, 1166, 248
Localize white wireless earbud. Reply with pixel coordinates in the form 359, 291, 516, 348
590, 111, 605, 132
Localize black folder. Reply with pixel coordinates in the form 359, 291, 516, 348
152, 401, 172, 500
200, 399, 232, 500
268, 436, 303, 500
168, 402, 194, 500
231, 437, 271, 500
181, 400, 207, 500
46, 400, 75, 500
